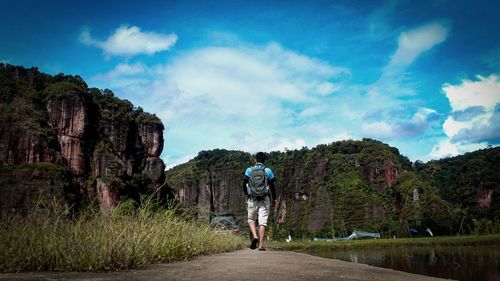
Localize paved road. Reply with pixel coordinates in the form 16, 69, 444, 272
0, 249, 452, 281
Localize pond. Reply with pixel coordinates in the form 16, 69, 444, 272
307, 245, 500, 281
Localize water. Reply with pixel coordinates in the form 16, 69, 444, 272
308, 245, 500, 281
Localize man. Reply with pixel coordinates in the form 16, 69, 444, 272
243, 152, 276, 251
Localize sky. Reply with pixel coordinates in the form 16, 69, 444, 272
1, 0, 499, 168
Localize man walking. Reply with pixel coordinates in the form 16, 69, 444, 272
243, 152, 276, 251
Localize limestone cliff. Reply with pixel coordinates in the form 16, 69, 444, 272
46, 91, 87, 176
167, 143, 500, 236
0, 64, 166, 211
165, 141, 455, 237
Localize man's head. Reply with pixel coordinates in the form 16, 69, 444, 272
255, 152, 266, 164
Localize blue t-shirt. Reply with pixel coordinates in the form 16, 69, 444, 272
245, 162, 275, 180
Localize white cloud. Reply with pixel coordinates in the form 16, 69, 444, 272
429, 139, 459, 158
93, 62, 147, 80
370, 22, 449, 103
318, 132, 355, 144
430, 138, 487, 159
451, 110, 500, 143
362, 107, 438, 140
315, 82, 341, 96
373, 22, 448, 101
235, 136, 307, 153
151, 43, 348, 123
165, 154, 196, 170
87, 23, 454, 165
441, 74, 500, 141
388, 23, 448, 68
362, 121, 394, 139
412, 108, 437, 122
442, 116, 471, 137
80, 25, 177, 57
443, 75, 499, 112
430, 74, 500, 159
94, 43, 350, 166
273, 138, 307, 151
298, 106, 326, 118
90, 62, 153, 90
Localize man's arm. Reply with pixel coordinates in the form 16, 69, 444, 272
269, 178, 276, 201
265, 167, 277, 203
243, 176, 249, 195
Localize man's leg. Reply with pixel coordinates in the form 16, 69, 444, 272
247, 199, 259, 249
257, 198, 270, 250
259, 225, 266, 249
248, 220, 258, 240
248, 220, 259, 249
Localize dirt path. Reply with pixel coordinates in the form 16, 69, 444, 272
0, 249, 452, 281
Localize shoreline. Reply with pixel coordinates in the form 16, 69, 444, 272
272, 234, 500, 251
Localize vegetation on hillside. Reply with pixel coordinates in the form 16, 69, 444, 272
416, 147, 500, 234
0, 64, 162, 143
165, 141, 499, 238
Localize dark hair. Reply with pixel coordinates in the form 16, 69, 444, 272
255, 152, 266, 163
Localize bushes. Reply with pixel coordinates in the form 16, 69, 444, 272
0, 200, 245, 272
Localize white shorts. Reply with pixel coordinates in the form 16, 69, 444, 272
247, 197, 270, 227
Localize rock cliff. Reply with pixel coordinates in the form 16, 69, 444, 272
166, 143, 500, 236
165, 141, 455, 237
0, 64, 166, 212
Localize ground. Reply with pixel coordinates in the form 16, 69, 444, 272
0, 249, 452, 281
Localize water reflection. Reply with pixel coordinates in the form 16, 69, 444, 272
309, 245, 500, 281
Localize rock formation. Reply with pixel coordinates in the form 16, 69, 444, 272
165, 133, 498, 237
165, 141, 454, 236
46, 93, 87, 176
0, 64, 167, 212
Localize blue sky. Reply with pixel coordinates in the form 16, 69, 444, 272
1, 0, 499, 167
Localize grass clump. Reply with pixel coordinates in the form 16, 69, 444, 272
0, 200, 245, 272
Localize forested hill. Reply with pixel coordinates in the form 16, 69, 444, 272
165, 140, 499, 237
416, 147, 500, 233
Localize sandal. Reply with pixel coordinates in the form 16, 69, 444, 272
250, 238, 258, 249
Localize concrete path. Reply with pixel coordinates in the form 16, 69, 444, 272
0, 249, 453, 281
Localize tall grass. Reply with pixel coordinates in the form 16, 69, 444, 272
0, 200, 245, 272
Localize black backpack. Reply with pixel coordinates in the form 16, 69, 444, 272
248, 165, 269, 199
